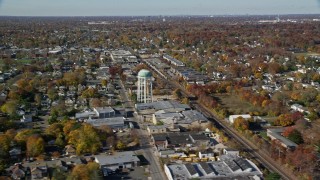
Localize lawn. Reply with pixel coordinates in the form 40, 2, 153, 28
213, 93, 265, 115
0, 59, 40, 66
259, 131, 269, 141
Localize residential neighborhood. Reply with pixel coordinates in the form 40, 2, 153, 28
0, 14, 319, 180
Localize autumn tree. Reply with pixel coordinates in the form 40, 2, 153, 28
274, 114, 294, 127
173, 88, 183, 100
282, 126, 295, 137
90, 98, 102, 108
1, 100, 18, 116
45, 123, 64, 138
63, 120, 80, 136
34, 93, 42, 107
81, 88, 98, 99
116, 140, 127, 150
101, 79, 108, 87
5, 129, 17, 140
47, 87, 58, 101
268, 62, 282, 75
109, 65, 123, 77
233, 116, 249, 131
63, 69, 86, 86
67, 124, 102, 155
133, 63, 148, 73
69, 162, 101, 180
286, 146, 316, 173
26, 135, 44, 157
0, 135, 11, 157
14, 129, 39, 146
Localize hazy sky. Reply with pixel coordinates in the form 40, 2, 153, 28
0, 0, 319, 16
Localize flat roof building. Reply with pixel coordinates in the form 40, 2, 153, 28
95, 151, 140, 171
164, 155, 263, 180
86, 117, 125, 129
267, 128, 298, 149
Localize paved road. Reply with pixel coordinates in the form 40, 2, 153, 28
144, 63, 296, 180
118, 78, 167, 180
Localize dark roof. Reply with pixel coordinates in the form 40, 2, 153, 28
199, 162, 215, 175
167, 133, 191, 145
185, 164, 197, 176
56, 160, 67, 167
152, 134, 167, 141
234, 158, 253, 171
210, 138, 219, 146
189, 133, 210, 141
224, 160, 241, 172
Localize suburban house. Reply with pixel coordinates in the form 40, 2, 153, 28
8, 164, 26, 180
65, 145, 76, 156
9, 148, 22, 159
223, 148, 240, 157
189, 133, 211, 147
20, 114, 33, 123
198, 148, 215, 160
31, 163, 48, 180
147, 125, 167, 135
291, 104, 309, 114
151, 134, 168, 150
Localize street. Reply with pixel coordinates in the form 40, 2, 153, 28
118, 78, 167, 180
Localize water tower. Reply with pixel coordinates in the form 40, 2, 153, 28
137, 69, 153, 103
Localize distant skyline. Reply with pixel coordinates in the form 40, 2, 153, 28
0, 0, 320, 16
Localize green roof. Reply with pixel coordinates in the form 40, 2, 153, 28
138, 69, 152, 78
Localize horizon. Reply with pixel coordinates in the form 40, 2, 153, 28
0, 14, 320, 18
0, 0, 320, 16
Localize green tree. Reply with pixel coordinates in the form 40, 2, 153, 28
131, 93, 137, 104
52, 167, 68, 180
101, 79, 108, 87
173, 88, 183, 99
116, 140, 127, 150
55, 134, 66, 148
307, 110, 319, 121
287, 129, 304, 144
265, 172, 281, 180
47, 87, 58, 101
